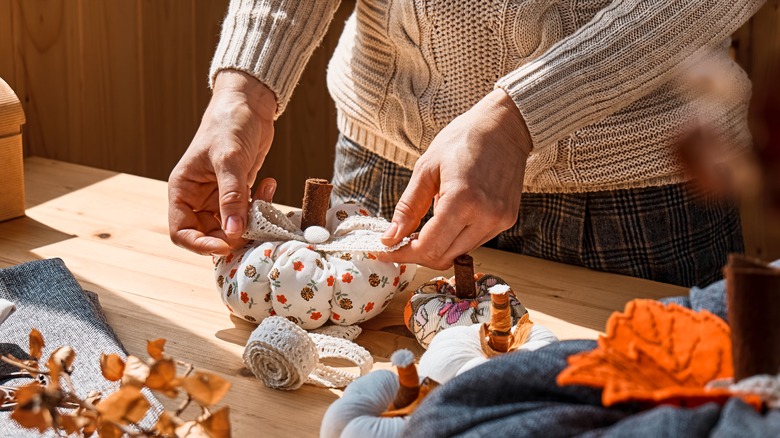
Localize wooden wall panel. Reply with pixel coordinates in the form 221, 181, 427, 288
0, 1, 14, 87
734, 0, 780, 261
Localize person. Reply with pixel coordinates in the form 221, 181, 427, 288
169, 0, 765, 288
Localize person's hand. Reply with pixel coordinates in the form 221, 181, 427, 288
379, 88, 532, 270
168, 69, 278, 256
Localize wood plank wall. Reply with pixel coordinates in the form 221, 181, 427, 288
0, 0, 353, 206
733, 0, 780, 261
0, 0, 778, 260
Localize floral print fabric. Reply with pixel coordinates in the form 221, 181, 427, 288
215, 202, 416, 329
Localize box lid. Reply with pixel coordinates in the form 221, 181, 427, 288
0, 77, 25, 136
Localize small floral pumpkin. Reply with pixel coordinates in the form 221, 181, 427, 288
215, 180, 416, 330
404, 255, 526, 348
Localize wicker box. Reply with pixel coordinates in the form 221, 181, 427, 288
0, 77, 25, 222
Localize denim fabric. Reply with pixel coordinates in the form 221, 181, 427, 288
0, 258, 162, 436
404, 340, 780, 438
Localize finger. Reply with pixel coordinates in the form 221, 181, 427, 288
252, 177, 278, 203
169, 198, 232, 255
380, 225, 495, 270
382, 168, 439, 246
214, 159, 252, 239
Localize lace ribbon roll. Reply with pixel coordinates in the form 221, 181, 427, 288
243, 316, 373, 390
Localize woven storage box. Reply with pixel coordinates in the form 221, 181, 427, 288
0, 77, 25, 222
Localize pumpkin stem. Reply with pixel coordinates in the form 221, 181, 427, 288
300, 178, 332, 230
387, 349, 419, 411
453, 254, 476, 299
725, 254, 780, 381
487, 284, 513, 352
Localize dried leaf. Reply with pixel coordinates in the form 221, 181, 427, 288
176, 421, 211, 438
146, 358, 180, 398
46, 346, 76, 389
96, 386, 150, 425
147, 338, 167, 360
121, 355, 150, 387
10, 384, 52, 432
557, 300, 760, 408
100, 353, 126, 382
181, 371, 231, 407
29, 329, 44, 361
96, 419, 123, 438
199, 406, 231, 438
154, 411, 179, 436
59, 413, 89, 435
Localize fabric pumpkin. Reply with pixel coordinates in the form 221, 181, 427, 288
405, 273, 527, 348
215, 201, 416, 329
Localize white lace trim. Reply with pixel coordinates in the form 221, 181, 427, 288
243, 316, 372, 390
242, 200, 411, 253
707, 374, 780, 409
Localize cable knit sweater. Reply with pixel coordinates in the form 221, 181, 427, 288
210, 0, 763, 193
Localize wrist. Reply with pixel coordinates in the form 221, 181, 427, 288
483, 88, 533, 156
213, 69, 278, 120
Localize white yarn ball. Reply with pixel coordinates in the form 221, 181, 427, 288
320, 370, 407, 438
304, 225, 331, 244
417, 322, 559, 385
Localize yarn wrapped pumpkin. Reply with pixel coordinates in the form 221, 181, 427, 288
214, 179, 416, 329
405, 254, 527, 348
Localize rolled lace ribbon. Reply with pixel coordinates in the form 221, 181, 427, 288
244, 316, 374, 390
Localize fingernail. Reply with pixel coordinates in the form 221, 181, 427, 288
382, 222, 399, 240
262, 181, 277, 201
225, 215, 243, 234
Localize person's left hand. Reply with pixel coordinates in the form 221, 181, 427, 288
379, 88, 533, 270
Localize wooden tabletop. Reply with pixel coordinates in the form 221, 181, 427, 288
0, 157, 688, 436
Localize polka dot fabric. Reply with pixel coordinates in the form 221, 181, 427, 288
214, 202, 416, 329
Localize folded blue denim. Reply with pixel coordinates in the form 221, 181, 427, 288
0, 258, 162, 436
404, 265, 780, 438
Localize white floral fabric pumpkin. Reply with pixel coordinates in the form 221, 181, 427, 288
214, 201, 416, 329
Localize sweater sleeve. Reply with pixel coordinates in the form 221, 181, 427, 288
495, 0, 765, 151
210, 0, 342, 117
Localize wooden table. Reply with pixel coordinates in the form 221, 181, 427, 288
0, 158, 687, 436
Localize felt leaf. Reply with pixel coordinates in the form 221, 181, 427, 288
100, 353, 126, 382
146, 358, 180, 397
199, 406, 231, 438
96, 385, 150, 425
182, 371, 231, 407
29, 329, 44, 361
557, 299, 760, 408
147, 339, 166, 360
121, 355, 150, 387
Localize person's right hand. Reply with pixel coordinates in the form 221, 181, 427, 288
168, 69, 277, 256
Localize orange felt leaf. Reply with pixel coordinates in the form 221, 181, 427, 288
557, 299, 758, 409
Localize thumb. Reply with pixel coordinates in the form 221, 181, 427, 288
382, 169, 438, 246
215, 160, 251, 239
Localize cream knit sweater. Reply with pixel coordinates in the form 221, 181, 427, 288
210, 0, 763, 193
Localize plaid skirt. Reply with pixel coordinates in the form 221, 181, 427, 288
331, 135, 744, 287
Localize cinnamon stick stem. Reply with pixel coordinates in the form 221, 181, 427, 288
453, 254, 476, 299
725, 254, 780, 382
300, 178, 332, 230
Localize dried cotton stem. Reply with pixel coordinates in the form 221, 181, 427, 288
387, 349, 419, 411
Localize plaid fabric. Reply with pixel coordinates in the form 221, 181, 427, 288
331, 135, 744, 287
